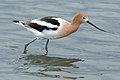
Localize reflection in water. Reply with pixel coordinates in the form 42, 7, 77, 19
17, 54, 84, 79
25, 55, 84, 67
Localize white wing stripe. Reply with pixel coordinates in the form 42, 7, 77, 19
31, 20, 59, 28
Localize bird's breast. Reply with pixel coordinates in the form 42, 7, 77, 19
56, 21, 78, 38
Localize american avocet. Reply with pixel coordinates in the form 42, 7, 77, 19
13, 12, 106, 55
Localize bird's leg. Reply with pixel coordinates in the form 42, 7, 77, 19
23, 38, 37, 54
44, 39, 49, 55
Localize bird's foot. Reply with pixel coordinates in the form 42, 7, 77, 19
23, 49, 27, 54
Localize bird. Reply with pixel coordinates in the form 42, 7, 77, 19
13, 12, 106, 55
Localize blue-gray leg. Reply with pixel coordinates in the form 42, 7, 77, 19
23, 38, 37, 54
44, 39, 49, 55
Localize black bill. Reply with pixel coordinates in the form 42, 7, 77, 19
87, 21, 106, 32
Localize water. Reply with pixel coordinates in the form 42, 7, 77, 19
0, 0, 120, 80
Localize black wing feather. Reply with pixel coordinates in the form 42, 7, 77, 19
19, 16, 59, 32
40, 16, 60, 26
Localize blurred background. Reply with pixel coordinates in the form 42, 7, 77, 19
0, 0, 120, 80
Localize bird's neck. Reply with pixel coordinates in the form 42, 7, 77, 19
71, 15, 81, 32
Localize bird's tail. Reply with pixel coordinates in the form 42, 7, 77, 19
13, 20, 21, 25
13, 20, 25, 27
13, 20, 20, 23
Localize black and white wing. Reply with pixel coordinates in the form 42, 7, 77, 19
28, 16, 61, 32
13, 16, 65, 39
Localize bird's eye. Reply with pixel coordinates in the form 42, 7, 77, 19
82, 16, 86, 19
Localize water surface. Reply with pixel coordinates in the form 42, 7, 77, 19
0, 0, 120, 80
